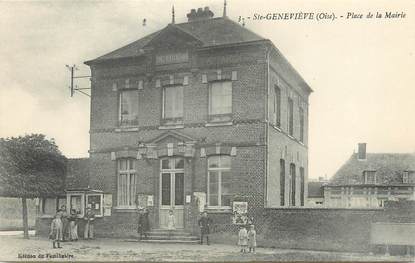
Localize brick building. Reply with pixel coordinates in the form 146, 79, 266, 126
39, 6, 311, 237
324, 143, 415, 208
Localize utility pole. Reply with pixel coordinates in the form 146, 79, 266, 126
65, 64, 91, 97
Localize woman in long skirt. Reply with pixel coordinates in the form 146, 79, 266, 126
68, 209, 78, 241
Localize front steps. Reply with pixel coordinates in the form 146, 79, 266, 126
125, 229, 200, 244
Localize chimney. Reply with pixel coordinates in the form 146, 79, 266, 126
187, 6, 214, 22
357, 143, 367, 160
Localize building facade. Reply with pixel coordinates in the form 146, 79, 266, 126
38, 7, 311, 236
324, 143, 415, 208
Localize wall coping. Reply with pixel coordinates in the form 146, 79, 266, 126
264, 207, 384, 211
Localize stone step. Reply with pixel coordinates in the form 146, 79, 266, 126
145, 235, 199, 240
147, 231, 193, 236
139, 239, 199, 244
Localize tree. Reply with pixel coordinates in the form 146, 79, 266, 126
0, 134, 66, 239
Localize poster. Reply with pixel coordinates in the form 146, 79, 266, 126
232, 201, 248, 225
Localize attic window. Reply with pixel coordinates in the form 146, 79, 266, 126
363, 171, 376, 184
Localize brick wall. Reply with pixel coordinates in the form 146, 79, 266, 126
259, 202, 415, 252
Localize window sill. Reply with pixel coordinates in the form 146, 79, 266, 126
158, 124, 184, 130
205, 207, 232, 213
205, 121, 233, 127
115, 127, 139, 132
113, 207, 137, 212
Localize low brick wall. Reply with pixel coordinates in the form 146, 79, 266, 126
259, 201, 415, 252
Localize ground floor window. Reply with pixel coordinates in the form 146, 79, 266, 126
290, 163, 296, 206
208, 155, 232, 208
117, 158, 137, 208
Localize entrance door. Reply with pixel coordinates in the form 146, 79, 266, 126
159, 158, 184, 229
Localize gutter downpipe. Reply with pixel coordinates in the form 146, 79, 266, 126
264, 45, 271, 208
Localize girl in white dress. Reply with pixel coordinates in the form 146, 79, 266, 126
167, 209, 175, 239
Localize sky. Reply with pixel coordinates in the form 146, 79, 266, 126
0, 0, 414, 180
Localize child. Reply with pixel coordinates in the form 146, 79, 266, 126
167, 209, 175, 239
49, 213, 63, 249
247, 225, 257, 253
238, 226, 248, 253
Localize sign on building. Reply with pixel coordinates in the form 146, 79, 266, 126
232, 201, 248, 225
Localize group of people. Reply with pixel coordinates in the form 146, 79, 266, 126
49, 205, 95, 249
50, 205, 257, 252
238, 224, 257, 253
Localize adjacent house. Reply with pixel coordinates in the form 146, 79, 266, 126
324, 143, 415, 208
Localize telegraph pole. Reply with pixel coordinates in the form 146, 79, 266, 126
65, 64, 91, 97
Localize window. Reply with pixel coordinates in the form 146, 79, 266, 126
117, 159, 138, 208
363, 171, 376, 184
300, 167, 305, 206
288, 98, 294, 136
274, 86, 281, 127
86, 194, 103, 217
160, 158, 184, 207
208, 156, 232, 207
299, 108, 304, 142
403, 171, 414, 183
290, 163, 296, 206
280, 159, 285, 206
163, 86, 183, 122
209, 81, 232, 121
119, 90, 138, 126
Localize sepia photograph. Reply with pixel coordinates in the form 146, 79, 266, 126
0, 0, 414, 261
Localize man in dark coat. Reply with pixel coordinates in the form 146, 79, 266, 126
137, 208, 150, 240
198, 211, 212, 245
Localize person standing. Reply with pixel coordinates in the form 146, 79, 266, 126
60, 205, 69, 241
137, 208, 150, 240
68, 209, 79, 241
49, 213, 63, 249
238, 226, 248, 253
198, 211, 212, 245
247, 225, 257, 253
83, 207, 95, 240
166, 209, 176, 239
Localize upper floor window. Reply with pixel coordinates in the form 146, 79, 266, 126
163, 86, 183, 122
208, 155, 231, 208
119, 90, 138, 126
209, 81, 232, 121
363, 170, 376, 184
288, 98, 294, 136
299, 107, 304, 142
274, 86, 281, 127
117, 158, 137, 208
403, 171, 414, 183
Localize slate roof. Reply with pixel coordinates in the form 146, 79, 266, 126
308, 181, 325, 198
86, 17, 265, 64
328, 153, 415, 186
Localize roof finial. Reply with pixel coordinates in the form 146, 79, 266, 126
172, 5, 175, 24
223, 0, 227, 17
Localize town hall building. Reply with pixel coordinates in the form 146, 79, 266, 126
38, 6, 311, 237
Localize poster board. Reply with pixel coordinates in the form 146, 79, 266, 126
136, 194, 154, 208
232, 201, 248, 225
103, 194, 112, 216
193, 192, 206, 212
